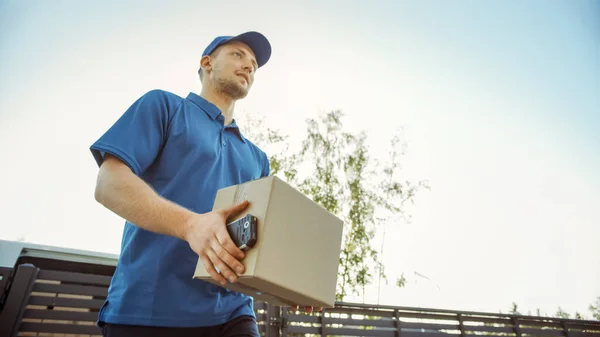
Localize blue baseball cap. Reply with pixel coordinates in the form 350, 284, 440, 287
202, 31, 272, 68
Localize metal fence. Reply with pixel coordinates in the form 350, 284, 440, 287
279, 302, 600, 337
1, 258, 599, 336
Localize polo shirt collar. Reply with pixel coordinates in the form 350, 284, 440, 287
186, 92, 246, 143
228, 118, 247, 143
187, 92, 221, 119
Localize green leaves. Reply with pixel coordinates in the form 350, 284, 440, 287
396, 273, 406, 288
590, 296, 600, 320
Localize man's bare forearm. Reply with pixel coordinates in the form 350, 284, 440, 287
94, 155, 195, 241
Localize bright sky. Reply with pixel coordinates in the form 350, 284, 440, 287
1, 0, 599, 319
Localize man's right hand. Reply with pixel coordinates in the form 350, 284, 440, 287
184, 200, 250, 286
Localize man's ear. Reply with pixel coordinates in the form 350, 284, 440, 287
200, 55, 212, 74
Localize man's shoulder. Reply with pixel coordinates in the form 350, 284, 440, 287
240, 136, 270, 175
139, 88, 184, 104
242, 136, 268, 158
130, 89, 188, 122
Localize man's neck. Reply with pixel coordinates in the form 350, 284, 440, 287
199, 86, 236, 125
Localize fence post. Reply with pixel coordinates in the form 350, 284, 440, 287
267, 303, 282, 337
395, 309, 402, 337
281, 306, 289, 337
0, 263, 40, 337
512, 317, 522, 337
264, 302, 271, 337
562, 321, 571, 337
457, 313, 466, 337
320, 308, 326, 337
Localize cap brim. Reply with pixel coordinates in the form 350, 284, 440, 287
229, 31, 272, 68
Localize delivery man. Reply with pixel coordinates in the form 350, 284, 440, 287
90, 31, 317, 337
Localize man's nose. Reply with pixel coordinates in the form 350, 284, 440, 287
242, 60, 254, 73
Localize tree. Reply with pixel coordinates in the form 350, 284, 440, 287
589, 296, 600, 320
240, 110, 428, 301
509, 302, 521, 315
507, 300, 600, 321
555, 307, 570, 319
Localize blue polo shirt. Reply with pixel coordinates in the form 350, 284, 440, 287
89, 89, 270, 327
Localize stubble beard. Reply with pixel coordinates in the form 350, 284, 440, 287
214, 77, 248, 100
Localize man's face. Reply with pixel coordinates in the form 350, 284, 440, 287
203, 41, 258, 100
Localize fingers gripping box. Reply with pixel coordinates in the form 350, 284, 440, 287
193, 176, 344, 308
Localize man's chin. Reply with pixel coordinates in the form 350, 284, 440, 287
231, 87, 249, 100
236, 82, 250, 96
217, 81, 249, 100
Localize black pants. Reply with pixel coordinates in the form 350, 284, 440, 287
101, 315, 260, 337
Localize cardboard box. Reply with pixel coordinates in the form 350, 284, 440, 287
193, 175, 344, 308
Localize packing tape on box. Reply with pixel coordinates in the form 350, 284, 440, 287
234, 182, 249, 204
232, 180, 269, 226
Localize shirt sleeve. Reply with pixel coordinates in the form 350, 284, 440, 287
261, 152, 271, 177
89, 89, 177, 176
